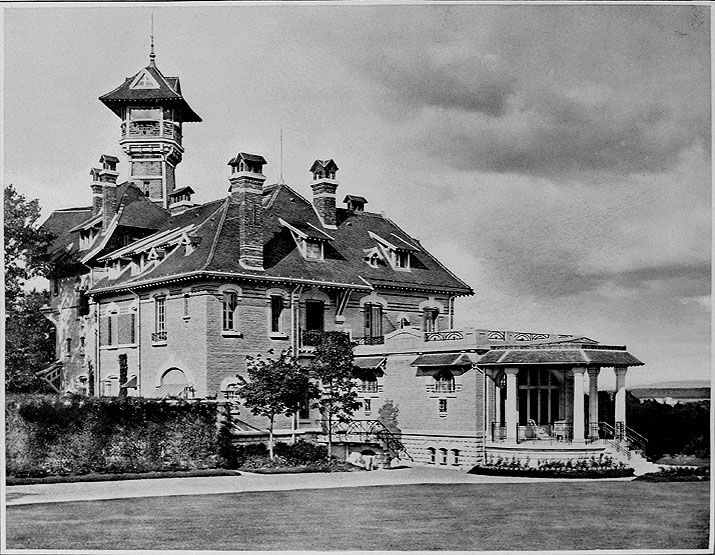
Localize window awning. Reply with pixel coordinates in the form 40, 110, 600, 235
412, 353, 473, 367
154, 383, 189, 398
354, 356, 387, 377
412, 353, 473, 376
354, 357, 387, 370
120, 375, 137, 389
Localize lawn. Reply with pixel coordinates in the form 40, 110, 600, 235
6, 481, 710, 551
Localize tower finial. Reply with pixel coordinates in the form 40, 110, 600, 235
149, 13, 156, 66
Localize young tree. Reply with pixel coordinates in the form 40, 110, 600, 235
4, 185, 55, 393
309, 331, 361, 458
239, 349, 317, 459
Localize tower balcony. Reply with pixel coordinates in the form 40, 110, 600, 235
121, 121, 182, 143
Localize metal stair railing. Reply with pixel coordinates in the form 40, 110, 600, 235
318, 419, 414, 461
624, 425, 648, 454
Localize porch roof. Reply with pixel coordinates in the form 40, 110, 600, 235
476, 344, 643, 367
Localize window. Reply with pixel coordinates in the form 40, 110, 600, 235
107, 315, 113, 346
434, 370, 455, 393
270, 295, 284, 333
422, 308, 439, 332
65, 338, 72, 358
79, 336, 85, 356
305, 240, 322, 261
224, 384, 240, 401
53, 279, 59, 295
304, 300, 324, 332
399, 316, 410, 329
183, 294, 190, 318
439, 448, 448, 465
363, 398, 372, 413
452, 449, 460, 466
363, 303, 383, 339
223, 291, 238, 331
130, 108, 161, 121
428, 447, 436, 464
155, 296, 166, 333
395, 250, 410, 269
78, 291, 90, 316
360, 371, 379, 393
129, 313, 136, 344
439, 398, 448, 415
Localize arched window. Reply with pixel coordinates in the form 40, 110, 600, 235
423, 308, 439, 332
451, 449, 460, 465
363, 303, 383, 340
223, 291, 238, 331
360, 370, 378, 393
434, 370, 455, 393
427, 447, 436, 464
439, 448, 448, 465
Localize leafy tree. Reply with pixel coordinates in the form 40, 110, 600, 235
4, 185, 55, 393
378, 399, 401, 434
4, 184, 53, 306
5, 290, 55, 393
309, 331, 361, 458
239, 349, 317, 459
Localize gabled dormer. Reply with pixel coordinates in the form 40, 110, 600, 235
344, 194, 367, 212
368, 231, 416, 271
278, 218, 334, 262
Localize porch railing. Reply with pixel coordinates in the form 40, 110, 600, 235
353, 336, 385, 345
490, 422, 573, 443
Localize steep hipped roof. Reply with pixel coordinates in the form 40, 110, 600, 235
90, 182, 474, 296
43, 183, 169, 271
99, 64, 201, 122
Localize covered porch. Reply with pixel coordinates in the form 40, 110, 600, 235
478, 338, 644, 450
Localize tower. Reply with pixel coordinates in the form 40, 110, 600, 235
99, 42, 201, 209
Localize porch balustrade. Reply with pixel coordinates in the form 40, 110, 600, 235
151, 331, 167, 342
490, 421, 574, 443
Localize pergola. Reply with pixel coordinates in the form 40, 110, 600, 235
476, 338, 644, 443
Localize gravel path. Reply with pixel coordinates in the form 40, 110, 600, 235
5, 465, 633, 506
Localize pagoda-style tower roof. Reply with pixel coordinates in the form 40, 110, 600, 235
99, 63, 201, 122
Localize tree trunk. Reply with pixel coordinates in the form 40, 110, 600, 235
327, 413, 333, 459
269, 416, 275, 460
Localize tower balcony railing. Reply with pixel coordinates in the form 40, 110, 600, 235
120, 121, 182, 142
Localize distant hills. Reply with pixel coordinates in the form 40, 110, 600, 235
629, 379, 711, 389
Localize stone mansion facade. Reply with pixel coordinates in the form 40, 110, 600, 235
40, 51, 644, 469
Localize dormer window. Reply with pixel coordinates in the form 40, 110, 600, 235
395, 250, 410, 269
305, 239, 323, 261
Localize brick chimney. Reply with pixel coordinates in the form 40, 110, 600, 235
98, 155, 120, 230
90, 168, 103, 216
227, 152, 267, 270
309, 159, 339, 228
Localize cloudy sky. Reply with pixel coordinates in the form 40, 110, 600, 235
5, 4, 711, 387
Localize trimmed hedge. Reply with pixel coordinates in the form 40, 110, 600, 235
7, 468, 242, 486
635, 466, 710, 482
6, 394, 222, 478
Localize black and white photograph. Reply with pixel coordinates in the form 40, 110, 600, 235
3, 2, 712, 553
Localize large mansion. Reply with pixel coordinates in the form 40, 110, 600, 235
40, 50, 644, 469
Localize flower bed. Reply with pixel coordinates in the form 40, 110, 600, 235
233, 441, 363, 473
469, 454, 634, 478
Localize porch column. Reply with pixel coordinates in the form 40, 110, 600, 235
571, 367, 586, 443
614, 366, 628, 437
494, 381, 502, 425
504, 367, 519, 443
587, 367, 600, 439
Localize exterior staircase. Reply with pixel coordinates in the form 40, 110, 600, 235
318, 419, 414, 462
599, 422, 660, 475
